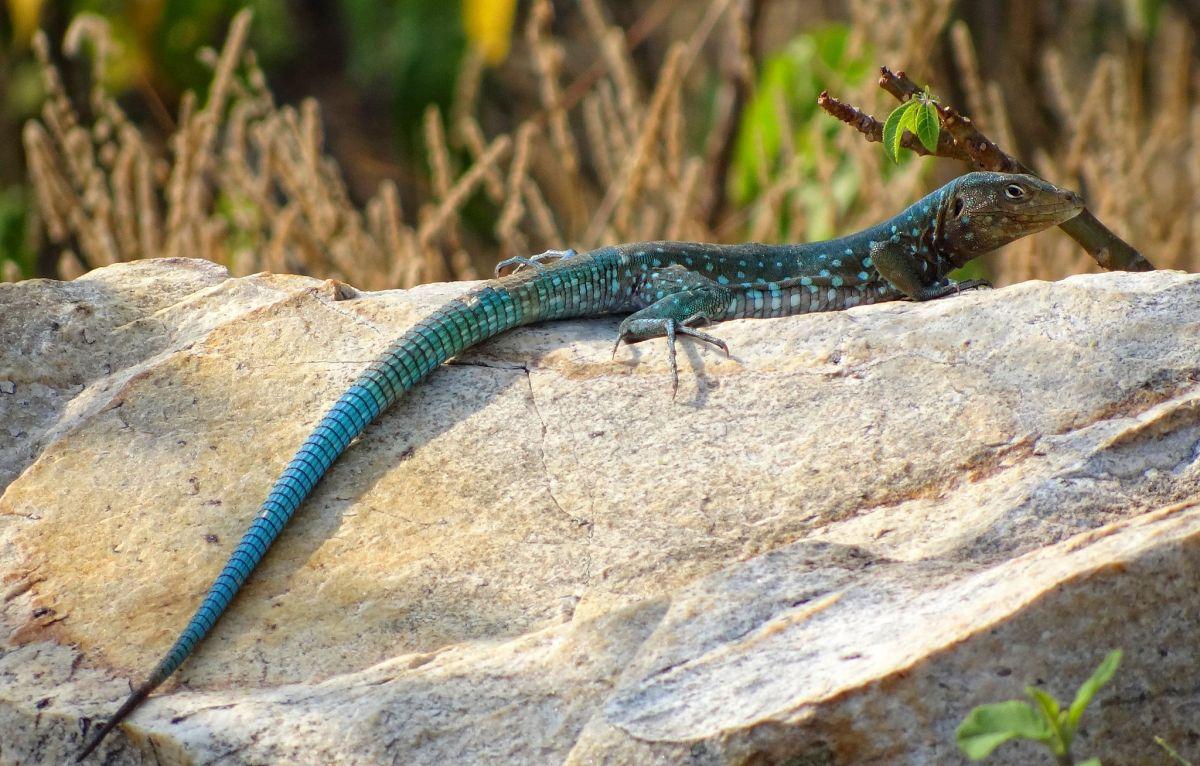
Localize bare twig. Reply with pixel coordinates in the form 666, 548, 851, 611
820, 65, 1153, 272
887, 67, 1152, 271
817, 90, 966, 160
878, 67, 1024, 173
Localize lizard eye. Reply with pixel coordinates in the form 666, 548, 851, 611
1005, 184, 1025, 199
952, 197, 965, 218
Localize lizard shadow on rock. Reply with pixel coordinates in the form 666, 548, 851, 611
582, 318, 735, 409
474, 314, 734, 409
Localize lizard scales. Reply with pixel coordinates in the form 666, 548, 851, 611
76, 171, 1083, 759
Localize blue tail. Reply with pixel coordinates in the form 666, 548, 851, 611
76, 289, 522, 759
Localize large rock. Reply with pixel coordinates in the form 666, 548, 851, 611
2, 259, 1198, 765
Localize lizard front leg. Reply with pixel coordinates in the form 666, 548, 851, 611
869, 240, 990, 302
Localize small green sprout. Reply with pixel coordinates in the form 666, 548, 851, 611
881, 86, 940, 163
956, 649, 1122, 765
1155, 736, 1195, 765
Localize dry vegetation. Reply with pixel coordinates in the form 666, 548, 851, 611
13, 0, 1200, 288
942, 12, 1199, 279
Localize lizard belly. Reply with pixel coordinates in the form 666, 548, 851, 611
724, 279, 900, 320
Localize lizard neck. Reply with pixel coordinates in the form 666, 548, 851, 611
817, 184, 956, 283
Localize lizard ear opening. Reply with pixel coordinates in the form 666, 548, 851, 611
951, 197, 965, 219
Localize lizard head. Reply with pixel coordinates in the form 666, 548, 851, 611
939, 172, 1084, 267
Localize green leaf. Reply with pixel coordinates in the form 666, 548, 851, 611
956, 700, 1053, 760
882, 100, 916, 164
913, 101, 940, 153
1067, 650, 1122, 729
1027, 687, 1070, 755
1078, 759, 1102, 766
1026, 687, 1061, 724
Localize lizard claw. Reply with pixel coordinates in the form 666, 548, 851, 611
676, 325, 730, 358
494, 256, 548, 278
919, 278, 993, 301
665, 319, 679, 399
953, 278, 992, 292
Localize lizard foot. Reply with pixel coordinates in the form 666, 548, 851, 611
950, 278, 992, 292
494, 248, 578, 277
614, 317, 730, 398
916, 278, 992, 301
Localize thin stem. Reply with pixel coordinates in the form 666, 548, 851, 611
819, 66, 1153, 272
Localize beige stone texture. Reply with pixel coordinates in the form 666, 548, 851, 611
1, 259, 1198, 764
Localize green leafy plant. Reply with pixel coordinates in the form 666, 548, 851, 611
881, 86, 940, 163
731, 24, 873, 241
956, 649, 1122, 765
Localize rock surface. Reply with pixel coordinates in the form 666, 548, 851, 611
2, 258, 1199, 765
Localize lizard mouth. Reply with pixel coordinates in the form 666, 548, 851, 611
1010, 208, 1083, 224
984, 198, 1085, 226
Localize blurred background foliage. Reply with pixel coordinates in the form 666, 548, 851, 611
2, 0, 1198, 285
733, 25, 874, 243
0, 0, 511, 278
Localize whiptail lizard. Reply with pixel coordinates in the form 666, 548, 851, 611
76, 170, 1083, 759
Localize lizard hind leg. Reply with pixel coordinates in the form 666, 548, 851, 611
494, 248, 578, 277
614, 281, 733, 396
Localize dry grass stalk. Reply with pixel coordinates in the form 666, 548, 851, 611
24, 9, 491, 290
456, 116, 505, 202
450, 50, 485, 145
611, 44, 687, 234
526, 0, 579, 184
22, 0, 1200, 295
522, 177, 562, 248
579, 0, 641, 127
424, 105, 454, 199
496, 123, 535, 258
581, 92, 616, 186
418, 134, 511, 249
948, 22, 988, 125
